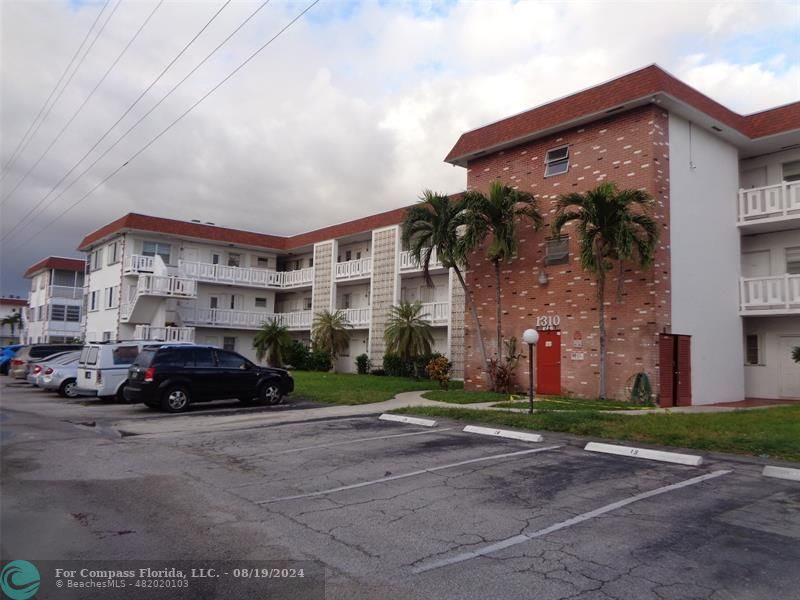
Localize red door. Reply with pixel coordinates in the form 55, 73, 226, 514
658, 334, 692, 407
537, 330, 561, 396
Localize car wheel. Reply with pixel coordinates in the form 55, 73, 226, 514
58, 378, 79, 398
259, 381, 282, 405
116, 382, 128, 403
161, 385, 190, 413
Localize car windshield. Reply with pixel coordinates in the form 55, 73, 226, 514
86, 347, 99, 366
133, 349, 157, 368
79, 347, 90, 365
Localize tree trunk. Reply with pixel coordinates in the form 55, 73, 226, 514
453, 266, 492, 388
494, 259, 502, 365
597, 272, 607, 400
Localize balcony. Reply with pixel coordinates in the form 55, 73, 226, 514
738, 181, 800, 232
48, 285, 83, 300
740, 274, 800, 315
335, 258, 372, 281
124, 254, 155, 274
419, 301, 450, 325
179, 307, 312, 331
399, 248, 445, 272
178, 260, 313, 289
137, 275, 197, 298
341, 307, 371, 327
134, 325, 195, 343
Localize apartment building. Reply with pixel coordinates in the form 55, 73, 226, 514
0, 297, 27, 344
445, 64, 799, 405
77, 211, 464, 375
21, 257, 85, 343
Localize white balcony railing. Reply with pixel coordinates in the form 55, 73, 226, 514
419, 301, 450, 325
179, 307, 312, 330
399, 247, 444, 271
137, 275, 197, 298
341, 307, 371, 327
335, 258, 372, 280
48, 285, 83, 299
133, 325, 195, 343
125, 254, 155, 274
738, 181, 800, 225
178, 260, 313, 289
740, 274, 800, 314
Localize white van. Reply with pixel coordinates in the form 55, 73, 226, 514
76, 341, 189, 399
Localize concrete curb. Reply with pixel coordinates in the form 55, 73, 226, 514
584, 441, 703, 466
463, 425, 543, 443
379, 414, 437, 427
762, 465, 800, 482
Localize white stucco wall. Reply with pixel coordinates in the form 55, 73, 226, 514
742, 316, 800, 399
668, 114, 744, 404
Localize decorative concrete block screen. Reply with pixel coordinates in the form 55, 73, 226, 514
312, 241, 333, 316
368, 227, 398, 364
448, 269, 465, 379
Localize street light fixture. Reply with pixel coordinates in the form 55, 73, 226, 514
522, 328, 539, 415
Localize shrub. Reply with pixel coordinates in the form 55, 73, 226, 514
488, 337, 524, 393
355, 353, 371, 374
306, 349, 332, 372
383, 352, 409, 377
426, 355, 452, 390
370, 368, 386, 376
285, 340, 310, 370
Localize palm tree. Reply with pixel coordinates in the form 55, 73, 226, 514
311, 309, 352, 372
1, 312, 22, 340
384, 302, 434, 374
402, 191, 490, 383
462, 180, 543, 363
552, 182, 658, 399
253, 321, 291, 367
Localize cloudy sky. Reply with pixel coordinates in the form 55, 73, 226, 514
1, 0, 798, 296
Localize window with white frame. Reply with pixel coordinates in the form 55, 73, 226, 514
255, 297, 267, 308
104, 286, 118, 309
544, 146, 570, 177
783, 160, 800, 183
102, 331, 113, 342
343, 293, 352, 309
745, 335, 760, 365
66, 306, 80, 322
89, 291, 99, 311
786, 247, 800, 274
223, 336, 236, 352
90, 248, 104, 271
227, 253, 241, 267
544, 236, 570, 266
256, 257, 270, 269
106, 241, 120, 265
304, 297, 312, 310
307, 258, 313, 268
142, 241, 171, 265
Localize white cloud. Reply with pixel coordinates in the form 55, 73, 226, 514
0, 0, 797, 295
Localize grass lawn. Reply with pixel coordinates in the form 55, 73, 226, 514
291, 371, 461, 405
390, 405, 800, 462
423, 390, 650, 410
422, 390, 510, 404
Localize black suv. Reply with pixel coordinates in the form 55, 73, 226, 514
124, 344, 293, 412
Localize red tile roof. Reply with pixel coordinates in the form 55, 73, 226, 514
77, 207, 414, 252
24, 256, 86, 278
445, 64, 800, 164
0, 297, 28, 307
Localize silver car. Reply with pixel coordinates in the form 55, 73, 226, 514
26, 351, 78, 386
40, 355, 82, 398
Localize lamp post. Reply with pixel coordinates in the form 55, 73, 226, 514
523, 328, 539, 415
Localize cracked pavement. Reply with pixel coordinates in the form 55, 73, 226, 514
2, 383, 799, 600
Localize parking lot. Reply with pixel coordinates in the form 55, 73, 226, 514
3, 383, 800, 599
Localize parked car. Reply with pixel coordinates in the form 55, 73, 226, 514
40, 355, 82, 398
9, 344, 82, 379
125, 344, 293, 412
0, 344, 23, 375
76, 340, 190, 400
28, 351, 81, 387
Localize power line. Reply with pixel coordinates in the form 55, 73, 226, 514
15, 0, 320, 252
0, 0, 111, 179
1, 0, 267, 242
0, 0, 122, 184
1, 0, 165, 206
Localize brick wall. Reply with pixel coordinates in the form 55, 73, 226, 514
462, 104, 671, 400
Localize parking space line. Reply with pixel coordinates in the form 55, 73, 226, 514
273, 428, 456, 455
411, 469, 733, 574
255, 445, 562, 505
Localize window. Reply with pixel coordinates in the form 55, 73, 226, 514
36, 306, 43, 321
106, 241, 120, 265
212, 254, 220, 265
255, 297, 267, 308
745, 335, 760, 365
66, 306, 80, 322
307, 258, 313, 268
102, 331, 113, 342
89, 291, 99, 311
544, 146, 569, 177
356, 251, 362, 260
343, 293, 352, 309
223, 336, 236, 352
217, 350, 247, 369
227, 253, 241, 267
90, 248, 104, 271
783, 160, 800, 183
786, 247, 800, 275
304, 297, 312, 310
112, 346, 139, 365
418, 286, 434, 303
194, 347, 216, 367
104, 287, 116, 309
142, 241, 171, 264
87, 347, 100, 364
295, 260, 301, 270
50, 305, 66, 321
544, 236, 570, 266
345, 250, 352, 261
257, 257, 270, 269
